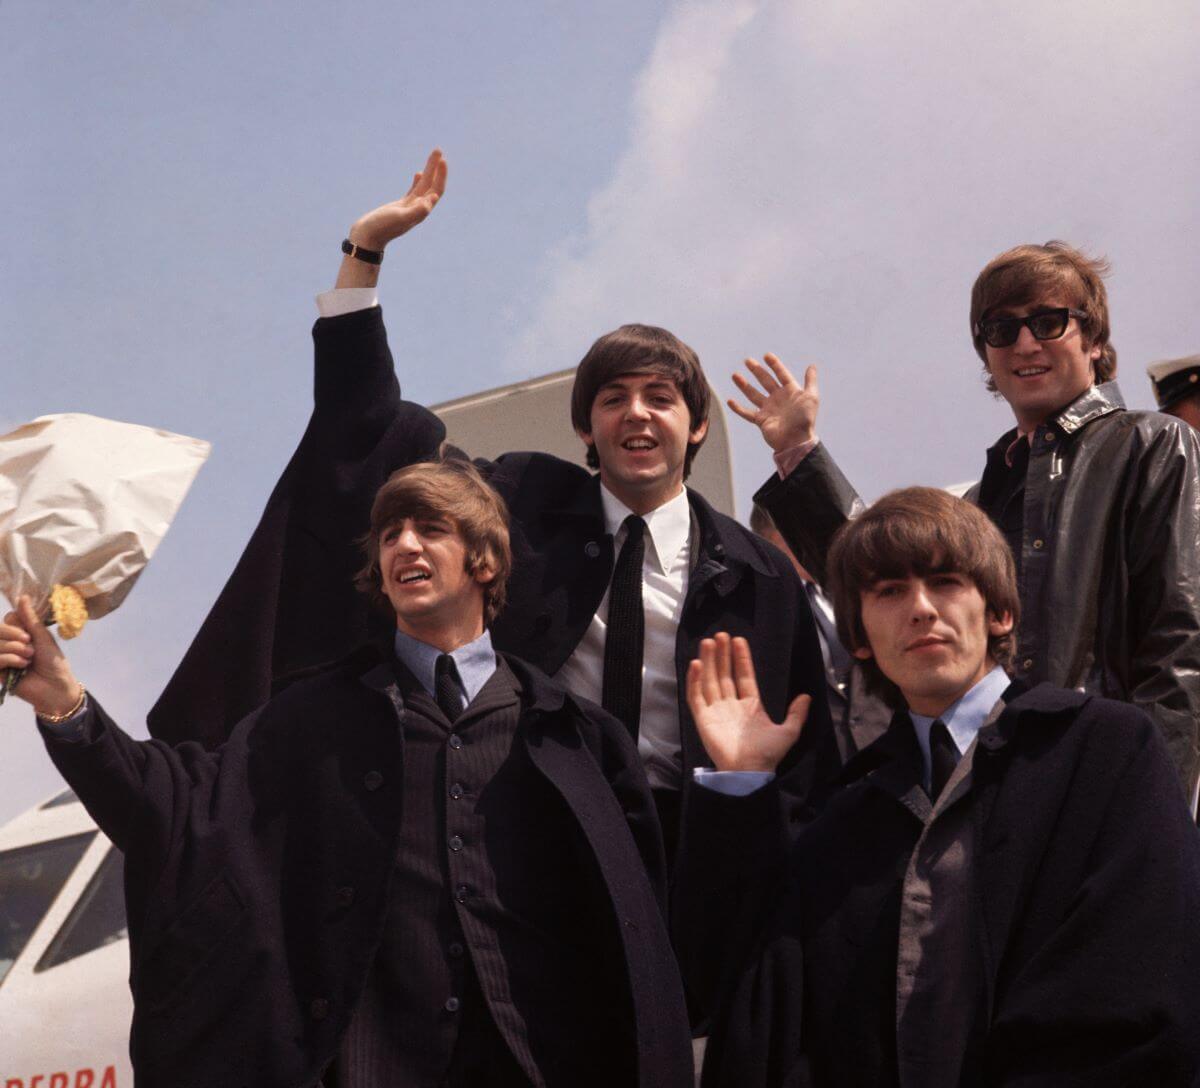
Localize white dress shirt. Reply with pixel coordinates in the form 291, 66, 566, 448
555, 485, 692, 790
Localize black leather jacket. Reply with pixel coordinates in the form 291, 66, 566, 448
755, 382, 1200, 794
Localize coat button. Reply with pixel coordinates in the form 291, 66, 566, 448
363, 771, 384, 791
310, 997, 330, 1020
444, 996, 461, 1013
455, 884, 471, 903
336, 885, 355, 907
1022, 658, 1034, 671
1045, 432, 1056, 442
448, 941, 465, 958
448, 834, 464, 852
448, 734, 463, 750
1032, 539, 1045, 549
449, 782, 465, 800
584, 541, 601, 558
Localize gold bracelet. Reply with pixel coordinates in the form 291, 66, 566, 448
37, 684, 87, 724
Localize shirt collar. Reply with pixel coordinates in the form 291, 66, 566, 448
599, 483, 691, 576
908, 664, 1011, 782
392, 627, 497, 704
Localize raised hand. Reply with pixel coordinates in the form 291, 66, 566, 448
347, 148, 449, 251
0, 596, 83, 719
728, 353, 820, 452
686, 633, 809, 772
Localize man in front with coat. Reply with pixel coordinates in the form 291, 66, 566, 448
736, 241, 1200, 798
147, 149, 833, 870
679, 488, 1200, 1087
1, 459, 693, 1088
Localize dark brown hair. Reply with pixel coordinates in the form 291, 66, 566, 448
570, 323, 711, 477
356, 459, 512, 625
970, 241, 1116, 391
827, 487, 1020, 707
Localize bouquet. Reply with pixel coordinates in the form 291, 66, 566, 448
0, 413, 210, 703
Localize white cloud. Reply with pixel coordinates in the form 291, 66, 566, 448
508, 0, 1200, 509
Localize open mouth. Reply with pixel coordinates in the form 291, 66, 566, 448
622, 437, 658, 451
1013, 366, 1050, 378
396, 570, 431, 585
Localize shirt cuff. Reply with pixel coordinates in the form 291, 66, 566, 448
692, 768, 775, 796
315, 287, 379, 318
774, 438, 820, 479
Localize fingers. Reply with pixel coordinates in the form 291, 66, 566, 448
802, 364, 819, 399
762, 353, 798, 387
714, 633, 737, 702
698, 637, 722, 706
725, 396, 759, 424
743, 357, 781, 395
731, 371, 766, 409
730, 637, 760, 702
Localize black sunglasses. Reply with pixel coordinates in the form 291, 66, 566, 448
975, 307, 1087, 349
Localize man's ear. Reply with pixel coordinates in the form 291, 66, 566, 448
853, 645, 873, 661
472, 563, 496, 586
576, 428, 595, 451
987, 610, 1014, 637
689, 418, 710, 445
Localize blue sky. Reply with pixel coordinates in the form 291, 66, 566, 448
3, 0, 1198, 822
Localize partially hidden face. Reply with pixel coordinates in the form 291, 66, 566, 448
854, 571, 1013, 717
983, 297, 1101, 430
579, 372, 708, 508
379, 516, 492, 631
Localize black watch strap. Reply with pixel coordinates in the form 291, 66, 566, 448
341, 238, 384, 265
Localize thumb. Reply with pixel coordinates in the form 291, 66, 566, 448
781, 693, 811, 742
17, 596, 59, 655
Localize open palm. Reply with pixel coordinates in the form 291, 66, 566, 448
686, 633, 809, 772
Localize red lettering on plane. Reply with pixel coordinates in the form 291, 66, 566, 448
1, 1068, 116, 1088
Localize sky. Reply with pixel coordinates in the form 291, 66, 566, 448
2, 0, 1198, 824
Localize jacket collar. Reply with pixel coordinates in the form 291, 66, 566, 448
356, 637, 575, 720
1052, 380, 1125, 435
988, 380, 1126, 457
542, 471, 775, 580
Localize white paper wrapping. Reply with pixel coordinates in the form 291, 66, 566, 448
0, 413, 211, 620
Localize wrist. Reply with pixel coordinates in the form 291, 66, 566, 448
347, 218, 389, 253
35, 681, 86, 723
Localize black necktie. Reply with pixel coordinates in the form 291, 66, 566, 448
435, 654, 465, 723
602, 515, 646, 740
805, 581, 851, 679
929, 718, 958, 801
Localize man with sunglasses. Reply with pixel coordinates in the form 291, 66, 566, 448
738, 241, 1200, 797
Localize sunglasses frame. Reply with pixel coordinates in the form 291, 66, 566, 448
975, 307, 1088, 349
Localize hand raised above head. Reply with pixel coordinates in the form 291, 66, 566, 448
686, 633, 809, 773
728, 353, 820, 452
347, 148, 449, 251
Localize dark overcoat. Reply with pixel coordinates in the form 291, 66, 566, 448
149, 305, 835, 823
677, 684, 1200, 1087
43, 651, 694, 1088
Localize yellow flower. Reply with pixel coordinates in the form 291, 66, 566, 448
50, 584, 88, 639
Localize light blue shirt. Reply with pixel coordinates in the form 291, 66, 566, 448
393, 627, 497, 705
694, 665, 1011, 797
908, 665, 1011, 790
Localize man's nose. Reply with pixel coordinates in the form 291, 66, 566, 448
396, 527, 422, 552
625, 396, 652, 420
909, 584, 937, 621
1012, 324, 1041, 353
